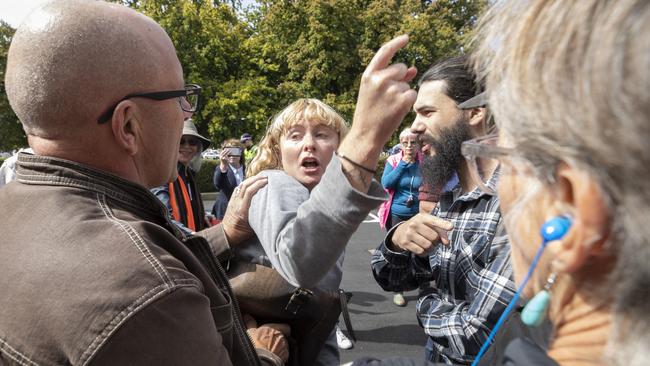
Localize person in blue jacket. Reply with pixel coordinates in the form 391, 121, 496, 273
379, 128, 423, 306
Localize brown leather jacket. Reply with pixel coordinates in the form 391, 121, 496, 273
0, 153, 280, 365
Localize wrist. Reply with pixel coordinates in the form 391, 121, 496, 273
221, 220, 243, 245
387, 239, 406, 253
386, 240, 404, 252
337, 152, 376, 175
387, 224, 408, 253
338, 157, 374, 193
221, 222, 236, 245
339, 132, 383, 161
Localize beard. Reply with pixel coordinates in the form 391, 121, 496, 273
421, 118, 472, 191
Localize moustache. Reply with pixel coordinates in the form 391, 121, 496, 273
417, 135, 435, 145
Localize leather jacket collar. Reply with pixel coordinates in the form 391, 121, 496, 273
16, 152, 171, 223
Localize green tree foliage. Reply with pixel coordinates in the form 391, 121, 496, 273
247, 0, 486, 145
0, 0, 485, 150
196, 158, 220, 192
0, 21, 27, 152
124, 0, 253, 145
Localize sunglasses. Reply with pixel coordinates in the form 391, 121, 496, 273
180, 137, 200, 146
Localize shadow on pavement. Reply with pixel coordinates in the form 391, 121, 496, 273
348, 290, 387, 306
354, 324, 428, 345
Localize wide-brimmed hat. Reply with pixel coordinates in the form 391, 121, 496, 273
182, 119, 211, 150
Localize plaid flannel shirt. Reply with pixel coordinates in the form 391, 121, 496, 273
371, 174, 515, 365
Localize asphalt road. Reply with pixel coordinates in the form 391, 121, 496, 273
338, 214, 427, 364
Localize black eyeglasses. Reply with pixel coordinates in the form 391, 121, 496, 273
97, 84, 201, 124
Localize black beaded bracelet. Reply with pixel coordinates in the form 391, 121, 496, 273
336, 152, 377, 175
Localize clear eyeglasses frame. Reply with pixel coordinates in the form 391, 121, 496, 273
461, 133, 514, 195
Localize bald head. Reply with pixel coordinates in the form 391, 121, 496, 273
5, 0, 181, 140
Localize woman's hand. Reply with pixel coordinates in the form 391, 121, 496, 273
401, 153, 414, 164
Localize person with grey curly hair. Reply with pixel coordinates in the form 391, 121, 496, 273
356, 1, 650, 365
464, 0, 650, 365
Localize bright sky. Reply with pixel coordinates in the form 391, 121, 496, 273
0, 0, 258, 27
0, 0, 49, 27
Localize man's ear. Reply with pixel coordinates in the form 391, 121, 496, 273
545, 163, 611, 274
467, 107, 487, 127
110, 100, 140, 156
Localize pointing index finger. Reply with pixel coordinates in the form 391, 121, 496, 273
426, 215, 453, 231
366, 34, 409, 74
422, 215, 453, 245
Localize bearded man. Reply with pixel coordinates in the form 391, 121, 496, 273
371, 56, 515, 365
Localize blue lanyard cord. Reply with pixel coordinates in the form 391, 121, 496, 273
470, 239, 549, 366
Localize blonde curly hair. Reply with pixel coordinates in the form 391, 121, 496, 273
247, 98, 349, 177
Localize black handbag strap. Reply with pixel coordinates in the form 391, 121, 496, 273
339, 289, 356, 342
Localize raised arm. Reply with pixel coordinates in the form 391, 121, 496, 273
248, 158, 386, 288
337, 35, 417, 193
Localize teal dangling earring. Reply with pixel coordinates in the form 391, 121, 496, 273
521, 272, 557, 326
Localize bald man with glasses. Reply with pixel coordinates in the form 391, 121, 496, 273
0, 1, 420, 365
0, 1, 287, 364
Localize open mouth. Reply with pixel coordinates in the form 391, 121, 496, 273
301, 157, 320, 170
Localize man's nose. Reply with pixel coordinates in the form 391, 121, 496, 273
410, 116, 426, 134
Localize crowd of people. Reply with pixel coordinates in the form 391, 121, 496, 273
1, 0, 648, 366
